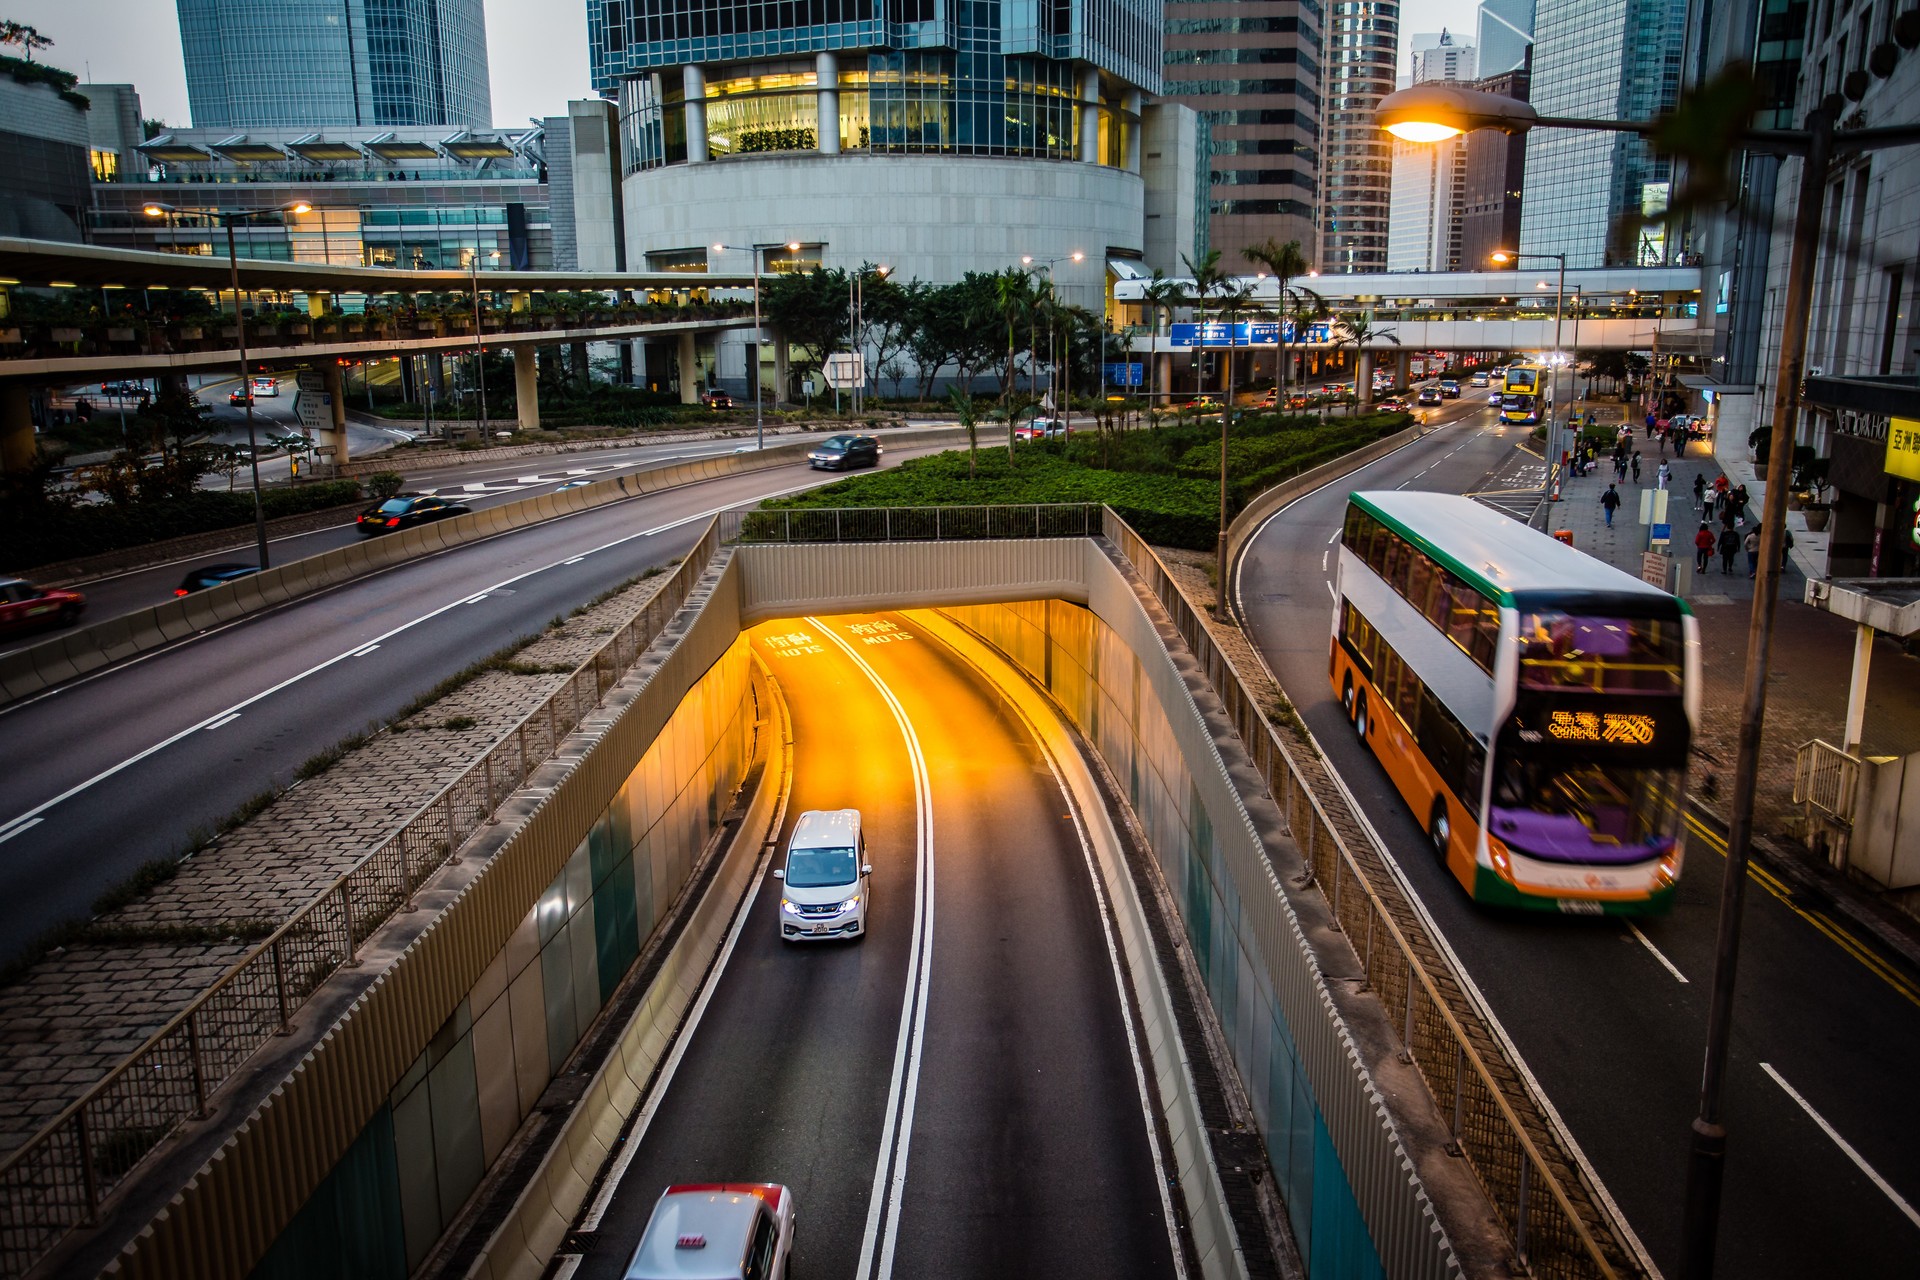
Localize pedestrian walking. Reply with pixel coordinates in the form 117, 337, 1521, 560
1602, 484, 1621, 527
1718, 525, 1739, 573
1694, 523, 1715, 572
1713, 474, 1729, 506
1631, 452, 1643, 483
1719, 502, 1739, 534
1658, 428, 1668, 456
1781, 526, 1795, 570
1657, 459, 1672, 490
1732, 483, 1749, 517
1645, 411, 1657, 438
1674, 425, 1688, 458
1693, 473, 1707, 507
1744, 526, 1761, 578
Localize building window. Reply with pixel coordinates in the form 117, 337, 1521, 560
90, 148, 120, 182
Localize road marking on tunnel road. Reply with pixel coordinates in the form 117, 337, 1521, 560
0, 481, 827, 844
1760, 1062, 1920, 1230
809, 616, 936, 1280
0, 818, 42, 846
1683, 813, 1920, 1010
350, 644, 380, 658
203, 712, 241, 730
1623, 921, 1688, 982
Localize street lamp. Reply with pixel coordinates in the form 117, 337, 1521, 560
712, 240, 800, 451
1380, 81, 1920, 1279
848, 263, 891, 418
467, 247, 499, 434
1489, 248, 1567, 492
142, 198, 310, 571
1023, 252, 1086, 426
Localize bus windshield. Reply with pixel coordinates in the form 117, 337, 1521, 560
1490, 760, 1681, 864
1517, 611, 1683, 693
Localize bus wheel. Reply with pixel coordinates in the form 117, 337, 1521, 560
1341, 672, 1355, 718
1353, 691, 1369, 741
1427, 799, 1452, 864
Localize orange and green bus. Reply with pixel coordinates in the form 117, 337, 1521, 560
1500, 363, 1548, 425
1329, 492, 1698, 915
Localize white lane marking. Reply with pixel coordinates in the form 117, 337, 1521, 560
1324, 579, 1336, 602
0, 482, 826, 839
577, 840, 777, 1232
203, 712, 241, 730
1326, 529, 1340, 544
0, 818, 43, 846
1624, 921, 1688, 983
813, 616, 936, 1280
350, 643, 380, 658
1760, 1062, 1920, 1230
562, 556, 585, 565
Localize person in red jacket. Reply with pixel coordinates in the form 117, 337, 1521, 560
1694, 523, 1715, 572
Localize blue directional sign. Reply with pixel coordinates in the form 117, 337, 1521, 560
1103, 362, 1144, 386
1169, 320, 1334, 348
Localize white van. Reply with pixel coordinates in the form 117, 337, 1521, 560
774, 809, 870, 941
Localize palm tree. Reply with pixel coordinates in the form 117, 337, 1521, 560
994, 268, 1031, 464
1335, 315, 1400, 410
948, 384, 982, 479
1141, 270, 1183, 416
1242, 238, 1310, 406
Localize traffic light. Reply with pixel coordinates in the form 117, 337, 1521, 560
1909, 492, 1920, 551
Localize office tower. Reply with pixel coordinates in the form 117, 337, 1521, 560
1161, 2, 1324, 263
1321, 0, 1401, 273
1458, 63, 1529, 270
1519, 0, 1687, 267
177, 0, 493, 129
1388, 30, 1475, 271
1476, 0, 1535, 75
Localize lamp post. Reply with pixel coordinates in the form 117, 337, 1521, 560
468, 247, 499, 433
1379, 79, 1920, 1278
1023, 252, 1086, 426
142, 198, 310, 571
1490, 249, 1566, 493
713, 240, 800, 450
848, 264, 890, 419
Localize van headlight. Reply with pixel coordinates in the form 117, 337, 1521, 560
781, 899, 803, 915
835, 896, 860, 914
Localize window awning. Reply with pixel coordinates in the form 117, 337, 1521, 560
440, 132, 518, 159
138, 134, 213, 163
287, 134, 365, 162
211, 135, 289, 163
1107, 258, 1147, 280
362, 133, 441, 160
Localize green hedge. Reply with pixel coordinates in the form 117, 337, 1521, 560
4, 480, 365, 570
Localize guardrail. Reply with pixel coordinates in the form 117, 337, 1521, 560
1104, 510, 1630, 1280
1793, 738, 1861, 868
718, 502, 1104, 543
0, 523, 719, 1280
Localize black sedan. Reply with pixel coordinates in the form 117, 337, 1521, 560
807, 434, 881, 470
1416, 387, 1443, 406
174, 563, 262, 596
355, 493, 472, 536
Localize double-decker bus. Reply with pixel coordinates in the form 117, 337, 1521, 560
1330, 492, 1698, 915
1500, 363, 1547, 425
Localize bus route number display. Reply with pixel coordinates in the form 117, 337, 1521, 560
1546, 710, 1657, 746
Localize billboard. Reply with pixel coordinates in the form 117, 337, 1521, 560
1168, 320, 1335, 348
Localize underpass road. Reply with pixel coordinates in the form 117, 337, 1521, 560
1236, 408, 1920, 1277
0, 447, 946, 960
574, 613, 1176, 1280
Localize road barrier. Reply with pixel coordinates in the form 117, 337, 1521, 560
0, 430, 971, 708
0, 526, 721, 1280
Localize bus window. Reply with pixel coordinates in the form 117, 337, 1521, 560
1517, 612, 1683, 693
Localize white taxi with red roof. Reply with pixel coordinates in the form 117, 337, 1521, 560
623, 1183, 795, 1280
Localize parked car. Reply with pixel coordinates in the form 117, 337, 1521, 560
775, 809, 871, 941
174, 564, 262, 596
806, 434, 880, 470
624, 1184, 794, 1280
355, 493, 472, 535
0, 578, 85, 635
701, 388, 733, 410
1438, 380, 1461, 398
1416, 387, 1443, 406
1014, 417, 1066, 440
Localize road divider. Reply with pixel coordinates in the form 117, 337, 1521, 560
0, 429, 969, 708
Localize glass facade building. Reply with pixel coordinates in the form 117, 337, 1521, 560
1519, 0, 1687, 267
178, 0, 492, 129
1475, 0, 1535, 76
1319, 0, 1400, 274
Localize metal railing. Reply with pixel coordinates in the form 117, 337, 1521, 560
0, 524, 719, 1279
719, 503, 1104, 545
1793, 738, 1861, 869
1103, 509, 1635, 1280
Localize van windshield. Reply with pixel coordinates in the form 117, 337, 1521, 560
786, 845, 857, 887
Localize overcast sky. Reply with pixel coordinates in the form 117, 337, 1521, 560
14, 0, 1479, 129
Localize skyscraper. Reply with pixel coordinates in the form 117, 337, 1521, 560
1459, 62, 1529, 270
1160, 2, 1324, 264
1320, 0, 1401, 274
1519, 0, 1686, 267
1387, 31, 1474, 271
177, 0, 493, 129
1475, 0, 1535, 75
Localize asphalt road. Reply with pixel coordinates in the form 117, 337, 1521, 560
1235, 400, 1920, 1277
0, 444, 949, 960
572, 613, 1177, 1280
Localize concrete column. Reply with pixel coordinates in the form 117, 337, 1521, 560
678, 332, 700, 404
321, 361, 350, 462
1357, 349, 1373, 407
0, 382, 35, 474
684, 65, 708, 163
571, 341, 590, 393
816, 52, 840, 155
1845, 622, 1874, 756
1155, 351, 1172, 405
1122, 89, 1142, 171
514, 346, 540, 430
774, 335, 791, 406
306, 293, 331, 318
1079, 67, 1102, 164
1395, 349, 1411, 386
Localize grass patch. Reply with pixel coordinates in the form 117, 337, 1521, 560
80, 918, 278, 947
296, 730, 370, 781
443, 715, 479, 731
92, 856, 182, 916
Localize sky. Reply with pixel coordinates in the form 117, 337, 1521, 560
16, 0, 1478, 129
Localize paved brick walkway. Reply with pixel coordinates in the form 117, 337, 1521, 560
0, 569, 678, 1157
1548, 432, 1920, 842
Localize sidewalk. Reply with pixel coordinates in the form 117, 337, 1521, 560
1545, 432, 1920, 907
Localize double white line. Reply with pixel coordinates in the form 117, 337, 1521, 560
811, 617, 936, 1280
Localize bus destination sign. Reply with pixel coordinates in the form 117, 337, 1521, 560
1544, 709, 1657, 746
1508, 695, 1687, 763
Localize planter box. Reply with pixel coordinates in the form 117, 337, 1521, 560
1802, 504, 1832, 532
0, 328, 20, 344
176, 326, 204, 339
107, 327, 138, 342
288, 322, 310, 336
50, 327, 83, 342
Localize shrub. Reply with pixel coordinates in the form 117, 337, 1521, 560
1, 479, 365, 570
366, 471, 406, 499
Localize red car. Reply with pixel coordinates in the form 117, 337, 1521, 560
0, 577, 85, 635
